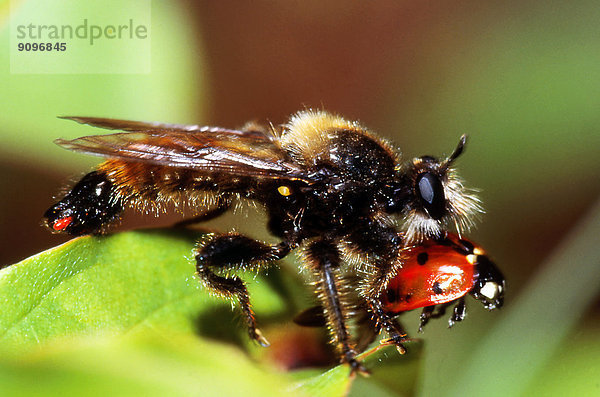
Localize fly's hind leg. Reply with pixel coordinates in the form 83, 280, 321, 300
195, 233, 291, 347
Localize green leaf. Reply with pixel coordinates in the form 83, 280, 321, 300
0, 335, 299, 397
296, 342, 424, 397
0, 228, 424, 396
0, 228, 289, 349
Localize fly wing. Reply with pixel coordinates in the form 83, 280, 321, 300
60, 116, 267, 137
56, 117, 309, 181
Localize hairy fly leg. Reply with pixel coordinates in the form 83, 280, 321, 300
44, 171, 123, 235
195, 233, 291, 347
304, 239, 368, 375
362, 264, 410, 354
347, 227, 409, 354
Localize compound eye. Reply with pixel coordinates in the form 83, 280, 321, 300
416, 172, 446, 220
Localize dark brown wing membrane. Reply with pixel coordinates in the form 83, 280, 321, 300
56, 117, 309, 181
60, 116, 266, 137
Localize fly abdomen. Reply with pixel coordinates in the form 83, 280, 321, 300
44, 171, 123, 235
97, 159, 256, 200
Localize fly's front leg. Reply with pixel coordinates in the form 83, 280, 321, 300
195, 233, 291, 347
361, 250, 410, 354
304, 239, 368, 375
363, 278, 409, 354
346, 226, 409, 353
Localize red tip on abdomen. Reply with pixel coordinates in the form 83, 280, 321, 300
52, 216, 73, 231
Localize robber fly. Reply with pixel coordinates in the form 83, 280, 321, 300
44, 110, 488, 374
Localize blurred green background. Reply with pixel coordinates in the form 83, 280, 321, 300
1, 1, 599, 396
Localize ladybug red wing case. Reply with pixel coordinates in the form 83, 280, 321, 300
382, 233, 504, 331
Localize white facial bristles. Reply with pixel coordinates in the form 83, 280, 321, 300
444, 169, 484, 237
403, 212, 443, 243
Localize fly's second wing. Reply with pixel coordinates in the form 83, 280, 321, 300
56, 117, 308, 181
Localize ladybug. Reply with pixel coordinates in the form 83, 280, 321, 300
381, 233, 505, 331
295, 233, 504, 344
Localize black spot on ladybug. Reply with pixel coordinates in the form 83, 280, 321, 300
432, 282, 443, 294
417, 252, 429, 266
387, 288, 397, 303
404, 293, 413, 302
